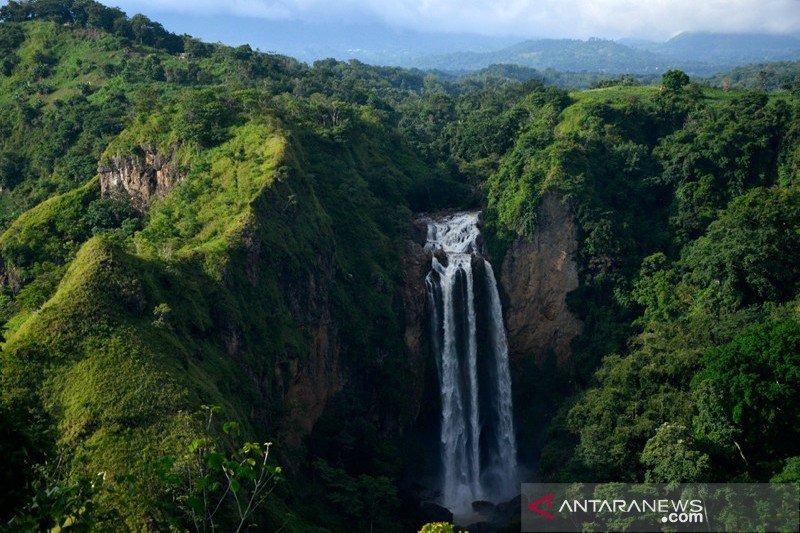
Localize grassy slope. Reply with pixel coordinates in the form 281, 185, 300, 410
1, 49, 435, 523
0, 18, 304, 227
0, 22, 128, 218
1, 119, 300, 525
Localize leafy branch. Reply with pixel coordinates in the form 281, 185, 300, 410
160, 405, 282, 532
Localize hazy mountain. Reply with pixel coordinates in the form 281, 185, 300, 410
407, 38, 705, 74
134, 12, 521, 65
402, 33, 800, 75
88, 12, 800, 74
631, 32, 800, 66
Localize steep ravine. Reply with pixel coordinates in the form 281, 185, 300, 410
399, 195, 583, 526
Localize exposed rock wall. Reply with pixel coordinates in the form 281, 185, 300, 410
98, 146, 184, 212
500, 193, 583, 366
277, 305, 343, 447
235, 210, 345, 449
400, 225, 434, 418
276, 226, 434, 445
277, 257, 344, 448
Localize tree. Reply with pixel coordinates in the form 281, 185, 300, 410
174, 89, 239, 147
661, 70, 690, 92
85, 194, 139, 234
313, 459, 400, 533
698, 319, 800, 470
71, 0, 126, 31
771, 457, 800, 483
692, 380, 748, 471
183, 36, 212, 58
0, 151, 24, 190
0, 1, 33, 22
129, 14, 156, 46
641, 423, 710, 482
683, 187, 800, 309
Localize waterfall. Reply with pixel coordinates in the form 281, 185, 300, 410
423, 211, 519, 513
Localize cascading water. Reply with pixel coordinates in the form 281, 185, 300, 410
423, 211, 519, 514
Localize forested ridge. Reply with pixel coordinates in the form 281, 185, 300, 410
0, 1, 799, 531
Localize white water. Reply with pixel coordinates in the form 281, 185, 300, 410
423, 212, 519, 514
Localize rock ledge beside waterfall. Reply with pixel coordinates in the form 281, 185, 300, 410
500, 192, 583, 366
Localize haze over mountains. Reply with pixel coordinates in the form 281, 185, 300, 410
414, 33, 800, 75
103, 10, 800, 76
133, 13, 522, 66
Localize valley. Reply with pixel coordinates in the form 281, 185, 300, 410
0, 1, 799, 531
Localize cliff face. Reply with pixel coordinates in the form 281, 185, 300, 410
500, 193, 583, 366
275, 305, 344, 447
271, 244, 345, 448
400, 224, 434, 417
401, 195, 584, 401
98, 147, 184, 211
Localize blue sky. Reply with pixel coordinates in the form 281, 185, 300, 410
101, 0, 800, 40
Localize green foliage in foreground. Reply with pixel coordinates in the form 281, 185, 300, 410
8, 406, 282, 531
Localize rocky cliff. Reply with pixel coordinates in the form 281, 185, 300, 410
98, 146, 184, 211
400, 222, 434, 418
275, 304, 344, 448
270, 240, 345, 448
500, 193, 583, 366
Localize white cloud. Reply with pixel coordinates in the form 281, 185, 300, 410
106, 0, 800, 38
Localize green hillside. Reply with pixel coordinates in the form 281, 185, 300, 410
1, 1, 799, 531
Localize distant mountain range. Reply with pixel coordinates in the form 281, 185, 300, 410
409, 38, 688, 74
408, 33, 800, 76
140, 13, 520, 65
137, 13, 800, 76
632, 33, 800, 65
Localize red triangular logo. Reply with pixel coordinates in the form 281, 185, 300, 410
528, 493, 555, 520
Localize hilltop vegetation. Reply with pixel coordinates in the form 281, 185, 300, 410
0, 0, 799, 530
705, 60, 800, 92
475, 76, 800, 484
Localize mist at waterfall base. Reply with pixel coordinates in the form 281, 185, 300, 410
422, 211, 520, 517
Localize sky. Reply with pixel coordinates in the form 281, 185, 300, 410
102, 0, 800, 40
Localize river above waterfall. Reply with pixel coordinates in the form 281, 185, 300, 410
421, 211, 519, 517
